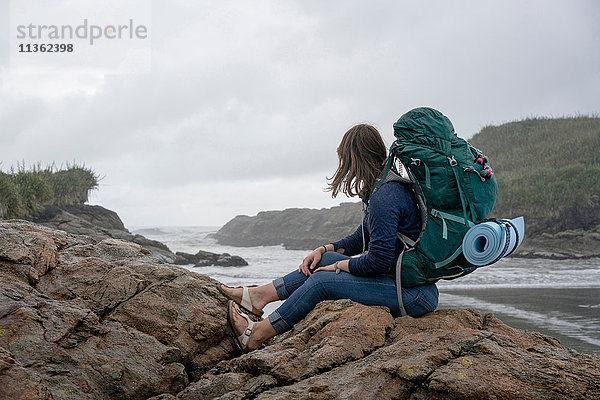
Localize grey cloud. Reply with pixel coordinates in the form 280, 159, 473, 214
1, 0, 599, 194
0, 0, 8, 71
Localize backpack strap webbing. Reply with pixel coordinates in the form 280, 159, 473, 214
397, 232, 416, 248
395, 250, 407, 317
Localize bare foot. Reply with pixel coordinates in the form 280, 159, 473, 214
219, 284, 276, 315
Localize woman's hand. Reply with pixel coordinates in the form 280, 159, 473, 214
299, 247, 324, 276
314, 259, 350, 274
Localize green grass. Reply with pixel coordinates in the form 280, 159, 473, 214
0, 163, 99, 219
469, 116, 600, 220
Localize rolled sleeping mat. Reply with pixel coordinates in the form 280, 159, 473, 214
462, 216, 525, 266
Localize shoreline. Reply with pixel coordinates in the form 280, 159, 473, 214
511, 250, 600, 260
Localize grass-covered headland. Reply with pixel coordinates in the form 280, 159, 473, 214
0, 164, 99, 219
469, 115, 600, 232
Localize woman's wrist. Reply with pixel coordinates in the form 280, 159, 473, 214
319, 244, 331, 254
342, 259, 350, 272
335, 260, 350, 273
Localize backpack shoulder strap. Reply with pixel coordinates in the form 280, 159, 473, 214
386, 168, 428, 249
369, 162, 428, 250
369, 158, 413, 200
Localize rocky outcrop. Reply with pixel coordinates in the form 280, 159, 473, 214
30, 204, 248, 265
0, 220, 236, 399
516, 224, 600, 259
213, 202, 363, 250
174, 303, 600, 400
31, 204, 179, 262
174, 250, 248, 267
1, 220, 599, 399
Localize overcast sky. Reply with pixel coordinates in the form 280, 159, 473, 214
1, 0, 599, 228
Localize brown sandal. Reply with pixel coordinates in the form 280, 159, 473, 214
227, 300, 255, 354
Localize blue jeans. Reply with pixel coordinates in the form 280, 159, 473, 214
268, 251, 439, 334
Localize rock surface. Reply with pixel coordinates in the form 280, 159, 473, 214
0, 220, 236, 399
174, 250, 248, 267
1, 220, 599, 399
31, 204, 247, 265
214, 202, 600, 258
516, 224, 600, 259
178, 302, 600, 400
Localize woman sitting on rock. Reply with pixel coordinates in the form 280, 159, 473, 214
219, 124, 439, 352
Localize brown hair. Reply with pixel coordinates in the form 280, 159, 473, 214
327, 124, 387, 199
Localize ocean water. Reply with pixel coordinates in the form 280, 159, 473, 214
132, 226, 600, 355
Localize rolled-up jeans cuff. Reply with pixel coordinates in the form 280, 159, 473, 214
268, 310, 292, 334
272, 277, 289, 299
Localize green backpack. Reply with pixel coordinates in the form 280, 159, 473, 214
370, 108, 497, 309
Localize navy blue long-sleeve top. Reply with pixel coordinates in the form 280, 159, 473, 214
331, 181, 421, 276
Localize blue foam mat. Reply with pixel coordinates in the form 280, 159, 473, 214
462, 216, 525, 266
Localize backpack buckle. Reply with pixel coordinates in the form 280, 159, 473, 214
410, 157, 422, 166
447, 156, 457, 166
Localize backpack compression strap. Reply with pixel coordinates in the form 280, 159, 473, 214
395, 249, 407, 317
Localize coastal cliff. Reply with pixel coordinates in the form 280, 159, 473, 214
212, 202, 363, 250
1, 221, 598, 399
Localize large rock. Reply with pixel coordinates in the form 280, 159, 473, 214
213, 202, 363, 250
32, 203, 125, 231
0, 220, 235, 400
1, 220, 599, 399
31, 204, 178, 262
181, 303, 600, 400
174, 250, 248, 267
